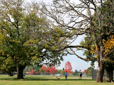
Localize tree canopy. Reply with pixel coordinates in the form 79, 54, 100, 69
0, 0, 65, 79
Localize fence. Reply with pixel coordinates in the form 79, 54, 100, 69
92, 69, 98, 80
92, 69, 114, 80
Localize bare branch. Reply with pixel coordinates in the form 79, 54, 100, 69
70, 48, 97, 61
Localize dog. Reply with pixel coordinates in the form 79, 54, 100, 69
56, 76, 60, 79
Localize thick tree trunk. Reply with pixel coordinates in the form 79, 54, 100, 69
106, 65, 113, 82
96, 62, 105, 82
17, 65, 25, 79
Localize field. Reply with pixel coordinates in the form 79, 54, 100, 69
0, 75, 114, 85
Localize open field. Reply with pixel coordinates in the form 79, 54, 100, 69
0, 75, 114, 85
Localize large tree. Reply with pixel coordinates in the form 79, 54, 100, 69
41, 0, 114, 82
0, 0, 65, 79
80, 0, 114, 82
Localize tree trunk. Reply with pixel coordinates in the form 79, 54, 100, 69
106, 65, 113, 82
96, 62, 105, 82
17, 65, 25, 79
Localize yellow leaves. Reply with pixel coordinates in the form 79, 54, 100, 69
94, 22, 97, 26
0, 34, 10, 44
23, 40, 35, 46
32, 56, 38, 60
32, 56, 41, 63
96, 54, 98, 58
36, 54, 39, 56
51, 46, 56, 50
30, 53, 34, 55
2, 51, 5, 56
103, 35, 114, 55
90, 45, 95, 54
27, 56, 29, 58
103, 58, 114, 63
44, 43, 48, 48
0, 57, 15, 71
9, 40, 21, 43
56, 37, 59, 40
1, 64, 6, 70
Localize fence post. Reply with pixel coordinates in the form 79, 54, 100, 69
92, 69, 98, 80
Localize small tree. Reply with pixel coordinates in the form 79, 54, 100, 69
41, 64, 48, 73
84, 69, 88, 77
48, 65, 57, 74
41, 64, 57, 74
87, 67, 93, 76
27, 68, 35, 75
28, 69, 31, 75
84, 69, 88, 74
31, 68, 35, 75
64, 61, 73, 73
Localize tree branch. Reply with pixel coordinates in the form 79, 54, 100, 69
70, 48, 89, 61
70, 48, 97, 62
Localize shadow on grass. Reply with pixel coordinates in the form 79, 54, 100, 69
25, 79, 94, 81
0, 77, 94, 81
0, 75, 94, 81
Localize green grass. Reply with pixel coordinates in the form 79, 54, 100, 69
0, 75, 114, 85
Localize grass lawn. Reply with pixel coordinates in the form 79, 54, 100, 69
0, 75, 114, 85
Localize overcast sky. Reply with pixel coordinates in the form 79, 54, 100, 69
25, 0, 98, 71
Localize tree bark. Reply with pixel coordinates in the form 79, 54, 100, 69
96, 62, 105, 82
17, 65, 25, 79
106, 65, 113, 82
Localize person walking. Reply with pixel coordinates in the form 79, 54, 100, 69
65, 71, 68, 80
79, 70, 82, 79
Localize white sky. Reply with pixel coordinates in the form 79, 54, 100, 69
25, 0, 98, 71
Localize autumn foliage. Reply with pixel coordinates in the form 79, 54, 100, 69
48, 65, 57, 74
103, 35, 114, 55
64, 61, 73, 73
84, 69, 88, 74
41, 64, 49, 73
41, 64, 57, 74
28, 68, 35, 75
90, 35, 114, 56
